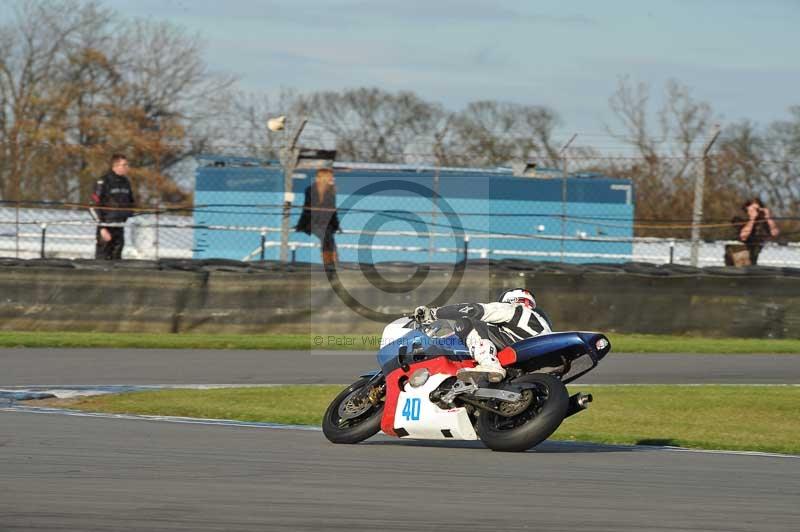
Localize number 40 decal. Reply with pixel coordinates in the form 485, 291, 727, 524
401, 398, 421, 421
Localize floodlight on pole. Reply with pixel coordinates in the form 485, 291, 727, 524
267, 115, 286, 132
271, 115, 308, 263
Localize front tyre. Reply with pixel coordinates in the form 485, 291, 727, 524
322, 377, 384, 444
476, 373, 568, 452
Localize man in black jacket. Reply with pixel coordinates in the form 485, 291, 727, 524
90, 154, 136, 260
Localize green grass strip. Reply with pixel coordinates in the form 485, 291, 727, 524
43, 384, 800, 455
1, 331, 800, 353
557, 385, 800, 454
0, 331, 317, 350
46, 386, 337, 427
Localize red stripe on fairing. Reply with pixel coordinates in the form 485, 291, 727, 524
497, 347, 517, 366
91, 193, 100, 203
380, 356, 475, 437
380, 368, 404, 437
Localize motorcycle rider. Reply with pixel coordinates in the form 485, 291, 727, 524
414, 288, 552, 383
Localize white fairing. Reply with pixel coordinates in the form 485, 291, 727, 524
381, 317, 415, 348
393, 373, 479, 440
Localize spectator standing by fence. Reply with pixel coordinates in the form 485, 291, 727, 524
89, 154, 136, 260
296, 167, 340, 268
729, 197, 780, 266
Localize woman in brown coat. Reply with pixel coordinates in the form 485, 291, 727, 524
295, 168, 340, 267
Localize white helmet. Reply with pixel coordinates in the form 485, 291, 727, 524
498, 288, 536, 309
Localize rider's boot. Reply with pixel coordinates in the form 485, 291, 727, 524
457, 339, 506, 383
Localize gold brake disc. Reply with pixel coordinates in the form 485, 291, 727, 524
497, 389, 534, 417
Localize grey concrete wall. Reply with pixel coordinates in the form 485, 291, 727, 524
0, 263, 798, 337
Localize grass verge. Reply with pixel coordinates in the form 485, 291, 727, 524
35, 384, 800, 455
2, 331, 800, 353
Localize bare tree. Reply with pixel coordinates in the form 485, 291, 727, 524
109, 19, 235, 204
607, 78, 658, 163
760, 106, 800, 213
206, 88, 302, 161
0, 0, 115, 200
293, 87, 447, 163
0, 0, 235, 206
604, 77, 715, 236
437, 101, 562, 168
608, 78, 713, 164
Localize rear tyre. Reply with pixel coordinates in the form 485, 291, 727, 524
476, 373, 568, 452
322, 377, 384, 444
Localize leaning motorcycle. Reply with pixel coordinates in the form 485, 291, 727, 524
322, 317, 610, 452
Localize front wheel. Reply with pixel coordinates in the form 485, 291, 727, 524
322, 377, 384, 444
476, 373, 569, 452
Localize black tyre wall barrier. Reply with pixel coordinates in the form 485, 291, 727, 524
0, 260, 798, 337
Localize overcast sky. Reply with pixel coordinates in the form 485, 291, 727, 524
5, 0, 800, 147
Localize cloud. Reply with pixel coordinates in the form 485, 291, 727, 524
472, 46, 511, 68
231, 0, 597, 28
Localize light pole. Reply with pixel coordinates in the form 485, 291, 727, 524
268, 115, 308, 263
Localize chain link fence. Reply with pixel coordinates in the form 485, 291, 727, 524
1, 155, 798, 266
0, 203, 193, 260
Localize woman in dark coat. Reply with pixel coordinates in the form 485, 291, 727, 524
295, 168, 340, 267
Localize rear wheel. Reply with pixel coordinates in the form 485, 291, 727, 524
476, 373, 568, 452
322, 377, 384, 444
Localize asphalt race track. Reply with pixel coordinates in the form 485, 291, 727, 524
2, 349, 799, 531
2, 410, 798, 532
2, 348, 800, 385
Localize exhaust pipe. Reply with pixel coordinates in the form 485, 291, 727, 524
565, 392, 593, 418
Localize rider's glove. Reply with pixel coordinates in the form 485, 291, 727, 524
414, 305, 434, 323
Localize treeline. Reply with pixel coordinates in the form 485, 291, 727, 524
1, 1, 798, 239
0, 1, 233, 205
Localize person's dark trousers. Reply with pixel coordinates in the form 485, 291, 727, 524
95, 226, 125, 260
314, 226, 337, 267
747, 243, 763, 265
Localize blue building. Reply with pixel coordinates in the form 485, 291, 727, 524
192, 156, 634, 264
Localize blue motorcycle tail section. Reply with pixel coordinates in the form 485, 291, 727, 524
511, 332, 610, 383
374, 327, 609, 384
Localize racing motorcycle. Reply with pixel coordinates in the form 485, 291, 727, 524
322, 316, 611, 452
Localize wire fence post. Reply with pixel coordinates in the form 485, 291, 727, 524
690, 124, 721, 267
155, 203, 160, 261
462, 234, 470, 264
39, 223, 47, 258
429, 163, 439, 263
259, 231, 267, 260
15, 200, 20, 259
559, 134, 578, 263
